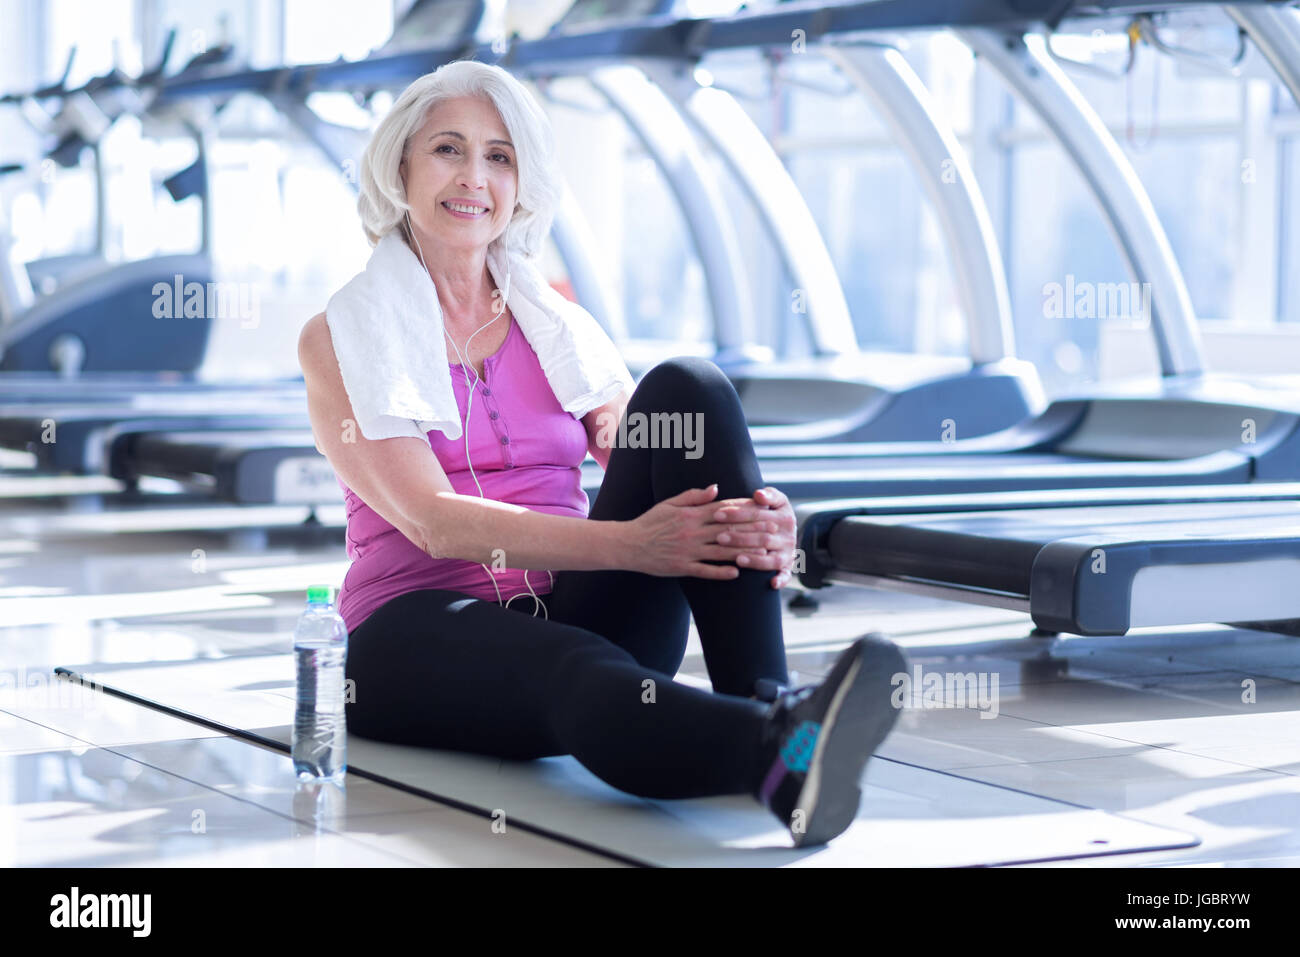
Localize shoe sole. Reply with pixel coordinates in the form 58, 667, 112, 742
792, 634, 906, 847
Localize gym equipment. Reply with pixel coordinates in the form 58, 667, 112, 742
0, 32, 229, 374
0, 2, 495, 493
9, 1, 1298, 515
796, 484, 1300, 636
515, 0, 1042, 442
61, 0, 1300, 506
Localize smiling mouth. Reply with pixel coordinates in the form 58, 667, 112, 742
443, 201, 489, 215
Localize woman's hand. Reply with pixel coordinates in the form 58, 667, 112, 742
625, 484, 782, 580
708, 486, 797, 589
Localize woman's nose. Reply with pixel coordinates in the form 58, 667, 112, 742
458, 152, 489, 189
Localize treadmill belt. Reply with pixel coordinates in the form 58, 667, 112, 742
829, 500, 1300, 595
0, 403, 310, 472
821, 500, 1300, 634
122, 429, 319, 471
755, 449, 1253, 499
115, 429, 329, 504
832, 522, 1041, 595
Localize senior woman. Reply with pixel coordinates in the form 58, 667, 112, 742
297, 59, 904, 847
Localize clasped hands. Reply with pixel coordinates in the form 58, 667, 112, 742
630, 482, 797, 586
708, 485, 797, 590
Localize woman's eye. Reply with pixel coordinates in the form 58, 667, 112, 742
436, 144, 455, 154
491, 153, 511, 163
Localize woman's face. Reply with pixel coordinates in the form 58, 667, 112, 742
400, 95, 518, 256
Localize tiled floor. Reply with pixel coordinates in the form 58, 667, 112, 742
3, 493, 1299, 866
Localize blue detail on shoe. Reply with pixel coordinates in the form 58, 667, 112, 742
780, 720, 820, 773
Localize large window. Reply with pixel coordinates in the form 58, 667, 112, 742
46, 0, 136, 86
283, 0, 392, 65
9, 1, 1300, 384
991, 15, 1296, 388
778, 46, 965, 359
1060, 24, 1245, 322
694, 46, 794, 357
1006, 139, 1130, 392
618, 148, 713, 346
544, 74, 713, 361
19, 0, 136, 262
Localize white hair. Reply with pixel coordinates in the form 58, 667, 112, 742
357, 59, 560, 258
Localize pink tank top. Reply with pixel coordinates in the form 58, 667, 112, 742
336, 314, 591, 633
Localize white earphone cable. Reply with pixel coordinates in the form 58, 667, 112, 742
407, 214, 551, 619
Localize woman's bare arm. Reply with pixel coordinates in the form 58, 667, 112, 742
298, 312, 629, 572
581, 390, 630, 471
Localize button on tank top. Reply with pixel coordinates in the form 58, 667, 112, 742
336, 313, 591, 634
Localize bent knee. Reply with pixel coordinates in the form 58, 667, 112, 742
632, 357, 737, 411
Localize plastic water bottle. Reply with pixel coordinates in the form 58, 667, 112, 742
292, 585, 348, 782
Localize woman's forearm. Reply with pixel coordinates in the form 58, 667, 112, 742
417, 491, 630, 572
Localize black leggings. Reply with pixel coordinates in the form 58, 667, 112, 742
345, 357, 789, 800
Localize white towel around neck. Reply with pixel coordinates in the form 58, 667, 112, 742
324, 229, 633, 443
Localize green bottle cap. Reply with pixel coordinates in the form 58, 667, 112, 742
307, 585, 335, 605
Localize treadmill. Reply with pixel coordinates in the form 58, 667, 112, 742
94, 1, 1300, 507
794, 484, 1300, 637
0, 398, 310, 474
515, 0, 1042, 445
98, 371, 1300, 507
0, 35, 235, 377
84, 0, 1049, 505
771, 2, 1300, 636
0, 0, 488, 494
46, 0, 1036, 504
66, 3, 1300, 639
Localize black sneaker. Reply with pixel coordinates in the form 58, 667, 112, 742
752, 633, 906, 847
